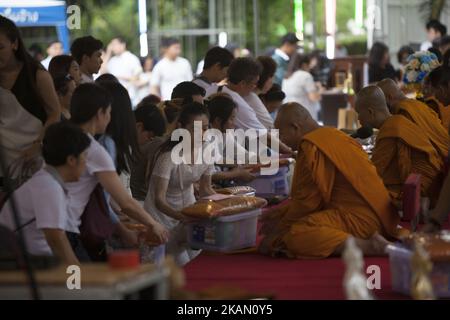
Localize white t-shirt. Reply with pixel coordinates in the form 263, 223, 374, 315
106, 51, 143, 106
222, 87, 267, 131
65, 135, 116, 230
420, 41, 432, 51
144, 151, 214, 229
151, 57, 193, 100
80, 72, 94, 84
193, 77, 220, 98
193, 78, 267, 134
0, 168, 73, 256
282, 70, 320, 120
41, 56, 52, 70
144, 151, 213, 266
243, 92, 275, 129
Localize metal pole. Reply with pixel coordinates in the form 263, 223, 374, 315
312, 0, 317, 49
208, 0, 217, 44
253, 0, 259, 56
151, 0, 160, 58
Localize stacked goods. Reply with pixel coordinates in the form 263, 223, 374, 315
183, 196, 267, 252
215, 186, 256, 196
387, 231, 450, 297
402, 233, 450, 262
181, 196, 267, 219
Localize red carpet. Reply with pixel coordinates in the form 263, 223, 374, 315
184, 205, 424, 300
184, 253, 409, 300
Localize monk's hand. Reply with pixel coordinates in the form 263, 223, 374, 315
235, 167, 256, 183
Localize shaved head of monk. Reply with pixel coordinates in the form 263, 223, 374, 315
274, 102, 320, 151
377, 78, 406, 112
355, 85, 391, 129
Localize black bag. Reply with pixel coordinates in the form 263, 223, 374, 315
79, 184, 116, 261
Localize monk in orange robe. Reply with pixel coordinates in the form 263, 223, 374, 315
423, 61, 450, 132
377, 78, 449, 159
355, 86, 445, 207
259, 103, 403, 259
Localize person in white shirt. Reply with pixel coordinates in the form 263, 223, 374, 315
282, 53, 322, 120
420, 20, 447, 51
104, 37, 143, 107
0, 122, 91, 265
151, 38, 193, 100
224, 58, 293, 154
242, 56, 277, 129
193, 46, 234, 97
70, 36, 104, 84
67, 84, 169, 254
41, 41, 63, 70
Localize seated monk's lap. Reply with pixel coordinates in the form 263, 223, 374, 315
282, 208, 381, 259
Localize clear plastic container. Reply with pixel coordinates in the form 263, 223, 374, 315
387, 244, 450, 297
186, 209, 261, 252
247, 166, 290, 198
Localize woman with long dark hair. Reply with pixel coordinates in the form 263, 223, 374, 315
368, 42, 396, 83
0, 16, 60, 189
96, 80, 140, 176
144, 102, 216, 265
48, 55, 82, 86
95, 80, 143, 248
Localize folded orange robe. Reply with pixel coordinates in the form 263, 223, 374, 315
394, 98, 449, 159
372, 115, 445, 207
260, 127, 401, 259
424, 96, 450, 133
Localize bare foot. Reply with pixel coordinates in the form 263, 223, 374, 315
369, 233, 391, 255
333, 233, 392, 257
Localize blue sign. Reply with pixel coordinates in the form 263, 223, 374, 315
0, 3, 70, 53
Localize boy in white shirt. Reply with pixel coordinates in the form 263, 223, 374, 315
193, 46, 234, 97
0, 123, 91, 265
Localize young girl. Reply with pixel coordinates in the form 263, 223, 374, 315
53, 74, 76, 121
48, 55, 82, 86
144, 102, 216, 265
207, 93, 257, 186
67, 83, 168, 261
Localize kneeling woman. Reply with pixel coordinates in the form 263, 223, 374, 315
144, 102, 216, 266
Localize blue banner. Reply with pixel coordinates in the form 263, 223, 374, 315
0, 4, 70, 52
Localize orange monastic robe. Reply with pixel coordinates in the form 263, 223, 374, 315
372, 115, 445, 206
394, 98, 449, 159
260, 127, 401, 259
424, 96, 450, 133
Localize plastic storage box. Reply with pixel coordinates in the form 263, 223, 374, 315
247, 166, 290, 198
187, 209, 261, 252
387, 244, 450, 298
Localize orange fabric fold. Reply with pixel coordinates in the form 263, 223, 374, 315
394, 99, 449, 159
424, 96, 450, 133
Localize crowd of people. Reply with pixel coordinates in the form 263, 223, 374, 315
1, 13, 450, 268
